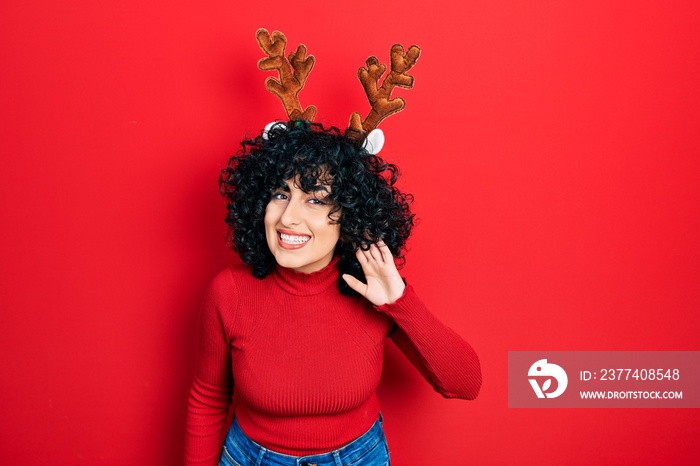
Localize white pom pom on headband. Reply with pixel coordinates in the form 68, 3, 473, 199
255, 28, 420, 155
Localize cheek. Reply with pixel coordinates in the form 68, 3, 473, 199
324, 222, 342, 243
308, 214, 337, 240
263, 203, 277, 227
263, 205, 278, 244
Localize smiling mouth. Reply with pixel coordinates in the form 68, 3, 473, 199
278, 231, 310, 249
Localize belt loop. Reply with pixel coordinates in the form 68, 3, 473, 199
333, 451, 343, 466
255, 448, 265, 466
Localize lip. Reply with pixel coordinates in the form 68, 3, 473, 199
276, 229, 311, 250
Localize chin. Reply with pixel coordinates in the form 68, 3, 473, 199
274, 256, 300, 269
271, 251, 305, 269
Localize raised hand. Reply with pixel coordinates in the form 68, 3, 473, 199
342, 240, 406, 306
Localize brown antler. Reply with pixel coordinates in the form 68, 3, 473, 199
256, 28, 317, 121
348, 44, 421, 136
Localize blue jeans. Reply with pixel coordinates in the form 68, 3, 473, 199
218, 414, 390, 466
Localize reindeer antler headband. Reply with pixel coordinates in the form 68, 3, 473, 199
256, 28, 421, 154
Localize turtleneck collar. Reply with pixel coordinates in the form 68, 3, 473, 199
271, 256, 341, 296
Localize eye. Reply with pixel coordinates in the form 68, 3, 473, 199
271, 191, 288, 200
308, 198, 326, 205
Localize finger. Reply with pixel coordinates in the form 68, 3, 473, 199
368, 243, 384, 263
359, 245, 375, 264
342, 274, 368, 297
355, 247, 369, 266
376, 240, 393, 262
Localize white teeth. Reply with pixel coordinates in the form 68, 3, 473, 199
280, 233, 310, 245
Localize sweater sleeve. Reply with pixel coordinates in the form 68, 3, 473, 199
378, 285, 482, 400
185, 270, 236, 466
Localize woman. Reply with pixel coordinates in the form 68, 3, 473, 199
185, 121, 482, 466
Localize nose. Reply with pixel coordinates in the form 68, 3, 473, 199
280, 198, 302, 226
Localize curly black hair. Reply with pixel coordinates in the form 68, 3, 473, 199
219, 120, 414, 296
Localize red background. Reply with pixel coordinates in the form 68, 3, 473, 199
1, 1, 699, 464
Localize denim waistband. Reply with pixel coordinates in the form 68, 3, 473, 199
224, 413, 386, 466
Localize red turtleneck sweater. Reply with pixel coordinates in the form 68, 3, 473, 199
185, 258, 481, 465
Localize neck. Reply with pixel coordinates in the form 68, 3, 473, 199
272, 256, 341, 296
